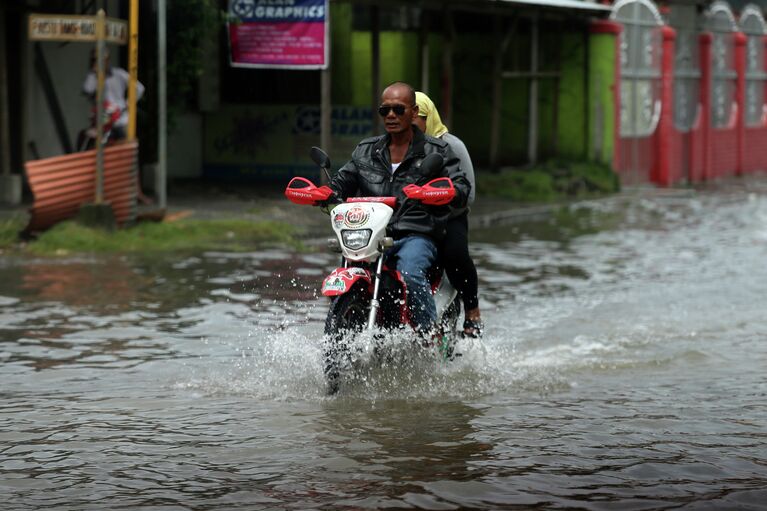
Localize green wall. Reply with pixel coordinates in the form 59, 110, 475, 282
330, 3, 353, 104
337, 25, 600, 167
588, 31, 618, 166
349, 31, 420, 106
553, 32, 588, 160
452, 33, 530, 166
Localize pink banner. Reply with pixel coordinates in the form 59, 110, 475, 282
228, 0, 328, 69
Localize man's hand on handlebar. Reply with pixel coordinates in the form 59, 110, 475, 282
403, 177, 456, 206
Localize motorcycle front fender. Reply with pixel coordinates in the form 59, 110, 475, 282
321, 267, 372, 297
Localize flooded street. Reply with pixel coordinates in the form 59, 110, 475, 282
2, 181, 767, 510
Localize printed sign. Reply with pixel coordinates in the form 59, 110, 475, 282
227, 0, 328, 69
28, 14, 128, 44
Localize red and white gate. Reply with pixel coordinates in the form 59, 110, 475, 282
610, 0, 665, 184
705, 2, 744, 179
740, 5, 767, 173
668, 3, 703, 183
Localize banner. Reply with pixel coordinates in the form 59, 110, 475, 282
227, 0, 328, 69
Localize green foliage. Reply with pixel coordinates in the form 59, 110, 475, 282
477, 160, 620, 203
27, 218, 297, 256
167, 0, 222, 124
0, 218, 24, 249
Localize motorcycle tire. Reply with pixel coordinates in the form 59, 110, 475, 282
439, 297, 462, 360
323, 283, 370, 395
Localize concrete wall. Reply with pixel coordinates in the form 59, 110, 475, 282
168, 112, 202, 179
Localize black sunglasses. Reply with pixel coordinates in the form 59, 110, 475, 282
378, 104, 412, 117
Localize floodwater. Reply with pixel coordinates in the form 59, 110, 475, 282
2, 180, 767, 510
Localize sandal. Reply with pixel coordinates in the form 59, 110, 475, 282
462, 319, 483, 339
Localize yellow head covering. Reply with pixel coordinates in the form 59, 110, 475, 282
415, 91, 449, 138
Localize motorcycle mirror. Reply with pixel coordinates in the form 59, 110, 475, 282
310, 146, 331, 170
420, 153, 444, 174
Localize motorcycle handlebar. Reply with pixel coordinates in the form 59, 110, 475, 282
285, 176, 455, 208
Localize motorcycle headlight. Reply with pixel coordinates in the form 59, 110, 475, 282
341, 229, 372, 250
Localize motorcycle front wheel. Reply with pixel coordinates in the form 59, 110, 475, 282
323, 284, 370, 395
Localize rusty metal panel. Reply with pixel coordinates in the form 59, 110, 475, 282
24, 141, 138, 233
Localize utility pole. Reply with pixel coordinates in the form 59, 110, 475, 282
157, 0, 167, 209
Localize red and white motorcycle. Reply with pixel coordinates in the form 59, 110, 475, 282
285, 148, 462, 394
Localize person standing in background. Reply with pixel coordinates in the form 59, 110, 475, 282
82, 48, 150, 204
414, 91, 483, 338
82, 48, 145, 142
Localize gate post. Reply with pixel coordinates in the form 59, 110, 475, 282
588, 19, 622, 171
734, 31, 746, 175
698, 33, 713, 181
656, 25, 676, 186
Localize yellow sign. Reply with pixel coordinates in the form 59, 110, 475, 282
28, 14, 128, 45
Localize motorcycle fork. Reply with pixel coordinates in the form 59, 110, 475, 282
366, 255, 385, 330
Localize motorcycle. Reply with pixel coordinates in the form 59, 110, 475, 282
285, 147, 463, 395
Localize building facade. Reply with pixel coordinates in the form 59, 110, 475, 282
2, 0, 767, 206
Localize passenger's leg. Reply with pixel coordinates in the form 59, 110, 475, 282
392, 235, 438, 332
442, 213, 482, 337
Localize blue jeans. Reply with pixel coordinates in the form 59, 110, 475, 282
385, 234, 438, 332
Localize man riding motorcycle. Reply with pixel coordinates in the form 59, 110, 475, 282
323, 81, 471, 334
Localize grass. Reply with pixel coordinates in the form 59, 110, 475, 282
477, 159, 620, 203
0, 218, 25, 249
19, 218, 298, 256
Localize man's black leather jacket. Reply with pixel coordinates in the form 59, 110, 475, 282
329, 126, 471, 241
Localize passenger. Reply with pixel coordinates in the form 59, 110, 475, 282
413, 92, 483, 338
82, 48, 145, 143
326, 81, 471, 334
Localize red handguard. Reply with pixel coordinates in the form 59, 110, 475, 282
284, 177, 333, 206
403, 177, 456, 206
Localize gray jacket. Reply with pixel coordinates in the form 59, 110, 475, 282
441, 132, 475, 216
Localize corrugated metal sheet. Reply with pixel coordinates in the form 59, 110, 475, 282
24, 141, 138, 233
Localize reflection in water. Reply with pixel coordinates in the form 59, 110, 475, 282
315, 400, 492, 508
20, 257, 147, 309
2, 182, 767, 509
